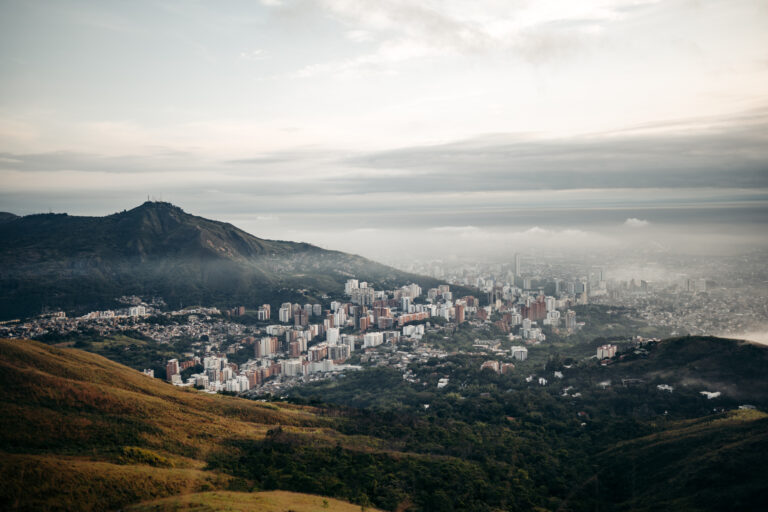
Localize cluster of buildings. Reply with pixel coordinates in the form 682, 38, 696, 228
472, 291, 583, 344
0, 303, 241, 347
402, 252, 766, 341
480, 360, 516, 374
162, 280, 473, 394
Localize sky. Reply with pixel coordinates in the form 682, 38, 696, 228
1, 0, 767, 260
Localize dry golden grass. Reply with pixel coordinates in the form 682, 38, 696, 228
0, 338, 325, 458
126, 490, 384, 512
0, 339, 399, 511
0, 453, 232, 512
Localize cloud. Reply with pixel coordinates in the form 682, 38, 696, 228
624, 218, 650, 228
256, 215, 279, 222
293, 0, 664, 77
346, 109, 768, 191
239, 49, 266, 61
0, 150, 206, 174
3, 108, 768, 205
427, 225, 610, 246
430, 225, 480, 233
346, 30, 373, 43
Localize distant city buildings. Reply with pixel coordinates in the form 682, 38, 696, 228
597, 344, 617, 360
10, 250, 761, 401
511, 346, 528, 361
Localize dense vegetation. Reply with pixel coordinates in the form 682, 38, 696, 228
2, 336, 766, 511
282, 336, 768, 511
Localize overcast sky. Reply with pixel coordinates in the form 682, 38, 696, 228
1, 0, 767, 259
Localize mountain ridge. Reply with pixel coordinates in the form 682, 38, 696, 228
0, 202, 455, 319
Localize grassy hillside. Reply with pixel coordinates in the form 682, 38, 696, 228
0, 337, 321, 457
127, 490, 384, 512
0, 338, 342, 511
0, 202, 459, 319
3, 336, 766, 511
0, 339, 541, 511
584, 409, 768, 511
0, 454, 230, 512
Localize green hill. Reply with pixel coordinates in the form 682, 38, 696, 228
0, 337, 329, 511
3, 336, 767, 511
0, 339, 540, 511
585, 409, 768, 511
0, 202, 455, 319
583, 336, 768, 404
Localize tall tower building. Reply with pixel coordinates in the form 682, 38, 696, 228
514, 253, 522, 277
165, 359, 179, 382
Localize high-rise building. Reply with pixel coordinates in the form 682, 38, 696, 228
363, 332, 384, 348
328, 344, 350, 361
165, 359, 179, 382
455, 304, 465, 324
565, 310, 577, 330
326, 327, 340, 345
344, 279, 359, 295
257, 304, 271, 321
511, 346, 528, 361
256, 336, 279, 358
278, 303, 292, 323
294, 309, 309, 327
597, 344, 617, 359
514, 253, 522, 277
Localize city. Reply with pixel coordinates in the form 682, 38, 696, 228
5, 250, 764, 402
2, 1, 766, 509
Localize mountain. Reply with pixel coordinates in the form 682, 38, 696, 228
0, 212, 18, 224
0, 201, 454, 319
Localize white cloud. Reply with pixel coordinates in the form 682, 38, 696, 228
624, 218, 650, 228
430, 225, 480, 233
426, 225, 613, 248
256, 214, 279, 222
317, 0, 659, 60
282, 0, 669, 81
239, 49, 266, 61
346, 30, 373, 43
